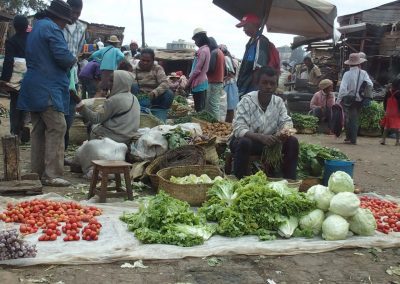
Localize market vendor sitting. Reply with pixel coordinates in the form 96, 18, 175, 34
309, 79, 335, 130
131, 48, 173, 111
230, 66, 299, 180
76, 70, 140, 144
168, 71, 187, 96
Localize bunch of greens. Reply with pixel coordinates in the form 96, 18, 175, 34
297, 143, 349, 179
261, 142, 283, 170
120, 191, 216, 246
359, 101, 384, 130
199, 172, 316, 240
173, 95, 188, 106
192, 111, 218, 123
163, 126, 192, 149
173, 116, 192, 124
291, 113, 319, 131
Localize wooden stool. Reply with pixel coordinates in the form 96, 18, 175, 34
88, 160, 133, 203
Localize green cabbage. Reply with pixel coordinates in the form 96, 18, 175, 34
278, 216, 299, 238
348, 208, 377, 236
322, 214, 349, 240
329, 192, 360, 217
268, 180, 296, 196
299, 209, 325, 235
307, 185, 334, 211
328, 171, 354, 194
170, 174, 223, 184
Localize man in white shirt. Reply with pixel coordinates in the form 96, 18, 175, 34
230, 66, 299, 179
338, 53, 373, 145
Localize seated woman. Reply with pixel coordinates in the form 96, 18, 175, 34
230, 66, 299, 180
131, 48, 173, 110
76, 70, 140, 144
309, 79, 335, 132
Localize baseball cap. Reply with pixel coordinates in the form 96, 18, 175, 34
236, 14, 261, 28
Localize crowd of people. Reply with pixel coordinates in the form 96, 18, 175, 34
0, 1, 399, 186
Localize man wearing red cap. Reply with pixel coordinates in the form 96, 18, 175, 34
236, 14, 280, 98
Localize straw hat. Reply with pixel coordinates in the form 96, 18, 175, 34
192, 27, 207, 39
46, 0, 72, 25
344, 53, 367, 65
107, 35, 120, 43
319, 79, 333, 90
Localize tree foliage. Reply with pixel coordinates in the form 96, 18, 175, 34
0, 0, 48, 15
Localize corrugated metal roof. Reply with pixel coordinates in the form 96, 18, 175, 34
338, 1, 400, 24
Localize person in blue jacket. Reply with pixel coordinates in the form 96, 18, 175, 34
17, 0, 77, 187
89, 35, 124, 96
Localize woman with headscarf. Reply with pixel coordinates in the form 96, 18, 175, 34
309, 79, 335, 133
76, 70, 140, 144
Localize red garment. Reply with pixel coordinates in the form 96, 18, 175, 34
381, 90, 400, 129
267, 42, 281, 74
207, 49, 225, 83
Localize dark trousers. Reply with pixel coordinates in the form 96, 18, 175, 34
343, 102, 361, 144
311, 107, 332, 131
64, 100, 76, 150
80, 78, 97, 99
192, 90, 206, 112
9, 91, 26, 136
230, 136, 299, 180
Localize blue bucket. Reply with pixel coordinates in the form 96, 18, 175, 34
322, 160, 355, 186
150, 108, 168, 122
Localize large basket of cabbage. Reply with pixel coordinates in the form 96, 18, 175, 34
157, 165, 223, 206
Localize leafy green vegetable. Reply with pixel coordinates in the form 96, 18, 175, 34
163, 126, 192, 150
348, 208, 377, 236
120, 191, 214, 246
192, 111, 218, 123
200, 172, 316, 239
306, 185, 334, 211
174, 116, 192, 124
173, 95, 188, 106
328, 171, 355, 194
359, 101, 384, 130
297, 143, 349, 179
321, 214, 349, 241
261, 142, 283, 170
291, 113, 319, 131
299, 209, 325, 235
277, 216, 299, 238
329, 192, 360, 217
170, 174, 223, 184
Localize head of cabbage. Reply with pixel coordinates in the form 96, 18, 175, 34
306, 185, 334, 211
299, 209, 325, 235
329, 192, 360, 217
348, 208, 376, 236
322, 214, 349, 241
328, 171, 354, 194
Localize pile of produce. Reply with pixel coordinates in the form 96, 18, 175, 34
302, 171, 377, 240
168, 98, 191, 117
199, 171, 316, 240
201, 122, 232, 138
291, 113, 319, 132
163, 127, 192, 150
359, 101, 384, 130
170, 174, 223, 184
0, 199, 103, 242
120, 191, 216, 246
359, 195, 400, 234
192, 111, 218, 123
0, 228, 37, 260
297, 143, 349, 178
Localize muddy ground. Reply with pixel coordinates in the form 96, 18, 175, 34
0, 97, 400, 284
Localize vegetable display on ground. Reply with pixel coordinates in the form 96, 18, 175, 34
170, 174, 223, 185
291, 113, 319, 132
0, 229, 37, 260
359, 101, 384, 130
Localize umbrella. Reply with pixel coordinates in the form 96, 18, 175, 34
212, 0, 337, 39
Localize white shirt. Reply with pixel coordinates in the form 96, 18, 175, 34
338, 67, 373, 102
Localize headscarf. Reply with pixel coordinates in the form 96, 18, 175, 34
109, 70, 135, 97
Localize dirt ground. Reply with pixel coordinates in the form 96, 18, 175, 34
0, 97, 400, 284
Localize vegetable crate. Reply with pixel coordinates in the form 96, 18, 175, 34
157, 165, 223, 206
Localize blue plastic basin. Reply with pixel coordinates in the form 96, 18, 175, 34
322, 160, 355, 186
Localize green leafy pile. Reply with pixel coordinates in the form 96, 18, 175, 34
163, 126, 192, 149
291, 113, 319, 131
199, 172, 316, 240
120, 191, 216, 247
192, 111, 218, 123
173, 95, 188, 106
297, 143, 349, 179
359, 101, 384, 130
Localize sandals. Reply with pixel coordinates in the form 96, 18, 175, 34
41, 178, 71, 187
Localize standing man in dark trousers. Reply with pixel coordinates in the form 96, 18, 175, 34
0, 15, 29, 142
63, 0, 86, 157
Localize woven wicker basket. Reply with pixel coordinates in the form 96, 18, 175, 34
69, 116, 87, 145
299, 177, 321, 192
157, 165, 223, 206
140, 113, 163, 128
145, 145, 206, 189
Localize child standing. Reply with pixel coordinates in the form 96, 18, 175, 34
381, 76, 400, 145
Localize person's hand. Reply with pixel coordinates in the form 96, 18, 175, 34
75, 101, 84, 112
257, 134, 280, 147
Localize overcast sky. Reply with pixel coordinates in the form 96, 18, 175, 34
79, 0, 394, 57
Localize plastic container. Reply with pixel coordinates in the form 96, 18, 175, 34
150, 108, 168, 122
323, 160, 355, 186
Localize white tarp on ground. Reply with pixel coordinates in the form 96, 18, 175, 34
0, 193, 399, 266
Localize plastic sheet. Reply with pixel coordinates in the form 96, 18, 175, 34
0, 193, 399, 266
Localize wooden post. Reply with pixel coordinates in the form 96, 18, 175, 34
2, 135, 20, 181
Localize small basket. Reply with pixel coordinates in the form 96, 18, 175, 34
157, 165, 223, 206
145, 145, 206, 189
140, 113, 163, 128
299, 177, 321, 192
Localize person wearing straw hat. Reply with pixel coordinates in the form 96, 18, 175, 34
17, 0, 76, 187
89, 35, 125, 96
309, 79, 335, 133
338, 52, 373, 145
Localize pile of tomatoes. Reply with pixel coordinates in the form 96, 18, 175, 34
0, 199, 103, 242
359, 195, 400, 234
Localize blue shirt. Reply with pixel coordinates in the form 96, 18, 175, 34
18, 18, 76, 114
89, 46, 124, 71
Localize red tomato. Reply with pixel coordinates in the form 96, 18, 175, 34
74, 235, 80, 241
90, 232, 97, 239
50, 234, 57, 241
